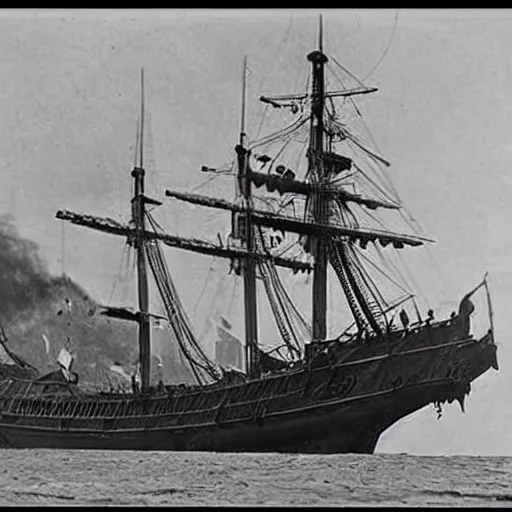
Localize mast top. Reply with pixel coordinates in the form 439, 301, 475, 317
318, 13, 323, 52
131, 166, 145, 178
139, 66, 145, 170
308, 14, 328, 64
307, 50, 328, 64
239, 55, 248, 148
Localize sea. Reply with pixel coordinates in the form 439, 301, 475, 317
0, 450, 511, 507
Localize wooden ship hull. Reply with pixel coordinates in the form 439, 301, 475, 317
0, 317, 497, 453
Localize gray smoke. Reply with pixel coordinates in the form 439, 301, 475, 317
0, 214, 195, 388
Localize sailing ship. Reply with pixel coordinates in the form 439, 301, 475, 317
0, 18, 498, 452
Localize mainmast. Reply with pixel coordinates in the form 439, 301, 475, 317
309, 14, 329, 341
131, 67, 151, 391
236, 55, 259, 377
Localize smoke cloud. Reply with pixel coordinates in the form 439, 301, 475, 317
0, 214, 196, 389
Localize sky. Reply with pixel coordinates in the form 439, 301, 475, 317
0, 8, 511, 455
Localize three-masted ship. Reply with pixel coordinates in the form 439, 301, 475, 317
0, 18, 498, 452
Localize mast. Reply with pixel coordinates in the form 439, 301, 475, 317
236, 55, 259, 377
309, 14, 329, 341
132, 67, 151, 392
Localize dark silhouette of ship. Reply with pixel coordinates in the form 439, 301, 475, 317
0, 16, 497, 452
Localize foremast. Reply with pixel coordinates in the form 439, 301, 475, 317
235, 56, 259, 378
308, 15, 329, 341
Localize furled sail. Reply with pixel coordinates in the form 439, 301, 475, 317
55, 209, 312, 272
251, 212, 430, 248
168, 179, 400, 211
251, 172, 399, 210
163, 191, 427, 248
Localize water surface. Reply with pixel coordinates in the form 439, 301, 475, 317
0, 450, 511, 506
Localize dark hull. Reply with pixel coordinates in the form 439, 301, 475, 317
0, 324, 498, 453
0, 377, 481, 453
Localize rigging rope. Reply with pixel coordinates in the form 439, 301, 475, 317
355, 245, 412, 296
145, 213, 221, 384
328, 54, 367, 89
329, 242, 367, 332
107, 243, 131, 305
326, 36, 433, 248
255, 104, 270, 141
329, 240, 388, 334
259, 260, 299, 359
348, 244, 388, 312
196, 263, 230, 345
322, 66, 401, 204
254, 227, 310, 357
191, 172, 223, 193
362, 9, 400, 82
269, 262, 311, 338
146, 240, 219, 384
275, 13, 295, 61
373, 243, 414, 296
396, 249, 430, 311
351, 162, 399, 206
249, 114, 309, 151
247, 13, 296, 141
264, 129, 303, 175
266, 261, 307, 351
191, 258, 217, 319
346, 245, 387, 328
